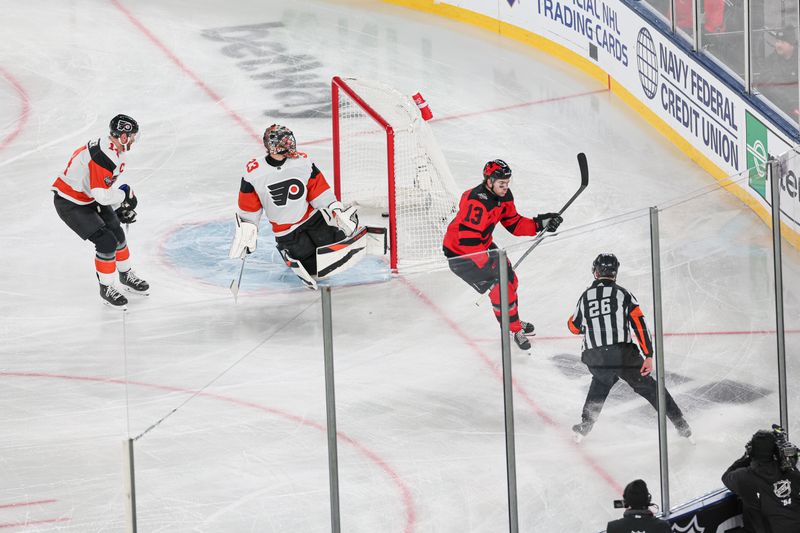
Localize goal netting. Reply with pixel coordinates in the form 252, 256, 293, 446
332, 77, 460, 271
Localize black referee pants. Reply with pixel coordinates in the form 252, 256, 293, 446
580, 343, 685, 429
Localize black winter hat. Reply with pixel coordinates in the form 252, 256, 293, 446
623, 479, 651, 509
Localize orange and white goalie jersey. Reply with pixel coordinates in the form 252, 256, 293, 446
236, 155, 337, 237
51, 138, 127, 206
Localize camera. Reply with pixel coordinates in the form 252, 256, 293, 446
772, 424, 799, 472
613, 499, 624, 508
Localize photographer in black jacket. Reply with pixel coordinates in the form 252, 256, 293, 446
606, 479, 669, 533
721, 426, 800, 533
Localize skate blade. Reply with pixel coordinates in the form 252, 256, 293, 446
122, 286, 150, 296
102, 300, 128, 311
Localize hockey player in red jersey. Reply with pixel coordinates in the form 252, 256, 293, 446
443, 159, 563, 350
52, 114, 149, 309
229, 124, 362, 289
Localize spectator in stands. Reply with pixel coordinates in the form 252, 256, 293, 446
606, 479, 670, 533
721, 429, 800, 533
757, 25, 799, 120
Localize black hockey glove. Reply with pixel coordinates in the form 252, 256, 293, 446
116, 207, 137, 224
118, 184, 138, 211
534, 213, 563, 233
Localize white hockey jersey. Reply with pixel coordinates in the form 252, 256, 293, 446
51, 138, 127, 206
237, 154, 337, 237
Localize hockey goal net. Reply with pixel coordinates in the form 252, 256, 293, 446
332, 76, 460, 271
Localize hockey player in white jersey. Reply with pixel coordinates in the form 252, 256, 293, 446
52, 114, 149, 309
229, 124, 364, 289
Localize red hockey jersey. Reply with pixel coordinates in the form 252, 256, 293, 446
443, 184, 538, 268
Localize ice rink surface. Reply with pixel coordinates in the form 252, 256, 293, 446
1, 0, 799, 531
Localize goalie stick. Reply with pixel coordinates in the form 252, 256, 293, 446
229, 256, 247, 302
474, 153, 589, 307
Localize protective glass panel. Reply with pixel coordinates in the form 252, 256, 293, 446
703, 0, 746, 79
330, 247, 509, 531
511, 211, 662, 530
658, 175, 780, 506
123, 295, 330, 531
0, 312, 128, 530
779, 148, 800, 443
641, 0, 673, 24
751, 2, 800, 122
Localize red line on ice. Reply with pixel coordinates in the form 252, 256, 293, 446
0, 67, 31, 152
0, 371, 417, 533
0, 499, 56, 510
303, 89, 608, 146
0, 518, 70, 529
111, 0, 261, 144
399, 277, 624, 495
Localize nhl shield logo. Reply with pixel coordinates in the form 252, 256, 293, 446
671, 515, 704, 532
774, 479, 791, 499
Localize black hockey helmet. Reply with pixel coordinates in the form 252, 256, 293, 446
483, 159, 512, 184
109, 114, 139, 138
592, 253, 619, 279
264, 124, 297, 157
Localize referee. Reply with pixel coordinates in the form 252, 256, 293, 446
568, 253, 692, 443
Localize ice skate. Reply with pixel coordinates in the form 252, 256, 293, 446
513, 330, 531, 351
119, 269, 150, 295
572, 421, 593, 443
99, 283, 128, 310
520, 321, 535, 336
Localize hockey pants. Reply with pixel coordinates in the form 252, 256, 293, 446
444, 244, 522, 332
54, 193, 131, 284
275, 211, 345, 276
580, 343, 686, 428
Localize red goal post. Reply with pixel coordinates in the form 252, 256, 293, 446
331, 76, 460, 271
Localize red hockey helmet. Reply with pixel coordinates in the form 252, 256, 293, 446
483, 159, 512, 184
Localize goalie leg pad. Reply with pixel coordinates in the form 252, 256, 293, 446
316, 227, 368, 279
280, 249, 318, 290
229, 214, 258, 259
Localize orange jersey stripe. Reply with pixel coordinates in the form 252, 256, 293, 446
271, 205, 314, 234
88, 159, 113, 190
52, 177, 93, 203
116, 246, 130, 261
306, 169, 331, 202
238, 190, 262, 212
630, 307, 649, 355
567, 317, 581, 335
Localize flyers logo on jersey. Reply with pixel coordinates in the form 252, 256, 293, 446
268, 179, 305, 206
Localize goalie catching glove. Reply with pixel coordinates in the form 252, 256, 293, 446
229, 214, 259, 259
322, 201, 359, 236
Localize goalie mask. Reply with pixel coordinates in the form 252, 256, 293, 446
109, 114, 139, 151
264, 124, 297, 157
592, 253, 619, 279
483, 159, 512, 185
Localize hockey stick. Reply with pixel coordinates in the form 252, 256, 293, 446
474, 153, 589, 307
229, 256, 247, 303
512, 152, 589, 269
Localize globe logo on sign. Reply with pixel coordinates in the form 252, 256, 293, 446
636, 27, 659, 100
747, 138, 769, 179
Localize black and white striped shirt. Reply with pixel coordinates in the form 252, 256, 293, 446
568, 279, 654, 355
